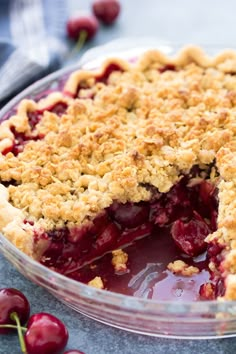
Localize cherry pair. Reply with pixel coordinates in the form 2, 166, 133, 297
0, 288, 84, 354
67, 0, 121, 42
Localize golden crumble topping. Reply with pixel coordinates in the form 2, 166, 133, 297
87, 276, 104, 289
167, 260, 199, 276
2, 46, 236, 298
111, 249, 128, 273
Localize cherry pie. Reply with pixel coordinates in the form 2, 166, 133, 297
1, 46, 236, 301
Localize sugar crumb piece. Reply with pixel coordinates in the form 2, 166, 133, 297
167, 260, 200, 276
111, 249, 128, 273
88, 276, 104, 289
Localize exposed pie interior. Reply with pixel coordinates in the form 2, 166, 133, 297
1, 46, 236, 300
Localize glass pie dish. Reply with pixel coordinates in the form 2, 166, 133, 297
1, 38, 236, 339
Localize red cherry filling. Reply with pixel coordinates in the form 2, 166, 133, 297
71, 63, 123, 98
95, 63, 124, 84
28, 101, 68, 130
38, 168, 226, 300
74, 82, 94, 99
27, 111, 42, 130
108, 201, 149, 228
207, 241, 224, 268
40, 102, 68, 117
159, 64, 176, 73
94, 223, 120, 253
171, 216, 210, 257
2, 127, 43, 156
2, 102, 68, 156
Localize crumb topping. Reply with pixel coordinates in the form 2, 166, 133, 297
1, 46, 236, 298
88, 276, 104, 289
167, 260, 199, 276
111, 249, 128, 273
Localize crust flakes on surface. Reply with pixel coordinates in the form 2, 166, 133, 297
2, 46, 236, 298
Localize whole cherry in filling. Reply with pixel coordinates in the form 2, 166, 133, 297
39, 167, 225, 301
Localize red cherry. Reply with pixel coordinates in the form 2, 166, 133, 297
95, 222, 120, 253
66, 14, 99, 41
64, 351, 85, 354
24, 313, 69, 354
0, 288, 30, 334
108, 201, 149, 229
92, 0, 121, 25
171, 217, 210, 257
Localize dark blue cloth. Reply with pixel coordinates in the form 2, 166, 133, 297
0, 0, 68, 104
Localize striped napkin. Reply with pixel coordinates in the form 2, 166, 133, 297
0, 0, 68, 105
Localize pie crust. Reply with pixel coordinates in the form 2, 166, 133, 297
1, 46, 236, 300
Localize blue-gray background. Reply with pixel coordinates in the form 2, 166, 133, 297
1, 0, 236, 353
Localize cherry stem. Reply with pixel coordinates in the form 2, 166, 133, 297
75, 30, 88, 52
10, 312, 27, 354
0, 324, 27, 331
65, 30, 88, 64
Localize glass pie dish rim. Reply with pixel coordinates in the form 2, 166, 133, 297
1, 38, 236, 339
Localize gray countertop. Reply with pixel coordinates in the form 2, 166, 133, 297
1, 0, 236, 353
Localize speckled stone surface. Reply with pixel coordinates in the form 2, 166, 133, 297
1, 0, 236, 353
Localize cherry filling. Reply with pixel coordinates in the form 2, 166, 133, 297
71, 63, 124, 99
38, 102, 68, 117
95, 63, 124, 84
38, 169, 225, 301
159, 64, 176, 73
2, 102, 68, 156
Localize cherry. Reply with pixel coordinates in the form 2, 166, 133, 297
64, 351, 85, 354
171, 217, 210, 257
95, 222, 120, 253
66, 14, 99, 41
24, 313, 69, 354
92, 0, 121, 25
108, 201, 149, 229
0, 288, 30, 334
